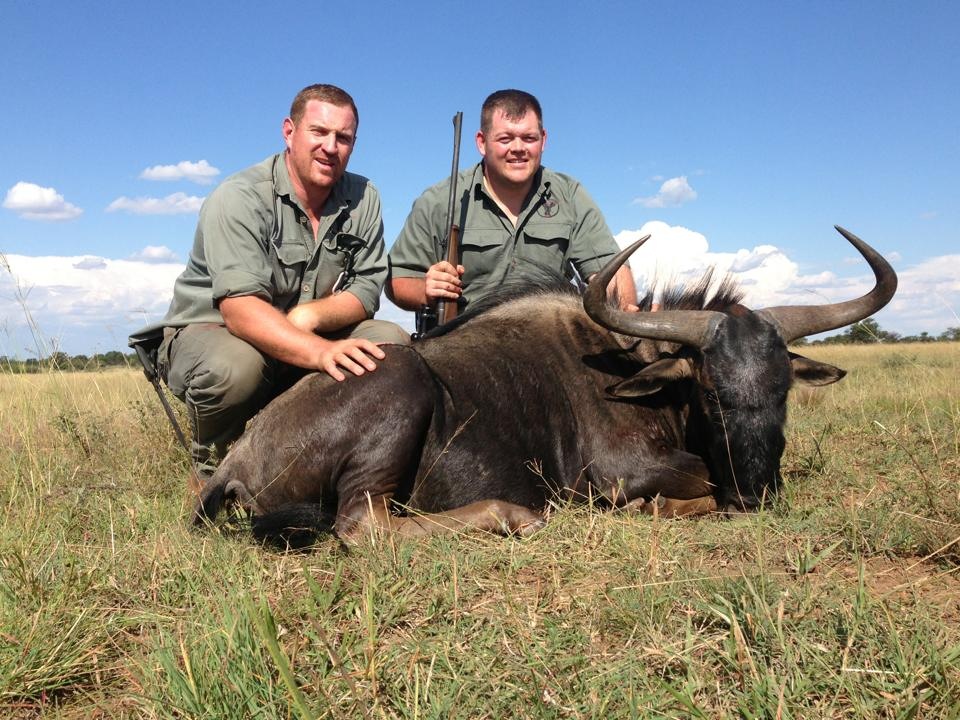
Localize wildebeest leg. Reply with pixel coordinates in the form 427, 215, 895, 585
621, 494, 718, 518
336, 494, 545, 544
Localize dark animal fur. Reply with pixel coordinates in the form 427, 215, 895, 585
196, 271, 839, 545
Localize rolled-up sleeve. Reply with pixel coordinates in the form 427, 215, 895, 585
201, 183, 274, 304
388, 186, 444, 279
568, 184, 619, 278
343, 182, 387, 316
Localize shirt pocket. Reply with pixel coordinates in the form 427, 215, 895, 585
314, 232, 368, 297
516, 223, 574, 278
271, 238, 309, 306
459, 231, 507, 280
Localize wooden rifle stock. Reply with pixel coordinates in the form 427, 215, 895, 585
437, 111, 463, 326
438, 225, 460, 324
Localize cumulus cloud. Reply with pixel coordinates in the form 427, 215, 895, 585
0, 253, 184, 355
140, 160, 220, 185
106, 192, 204, 215
375, 296, 416, 334
0, 253, 416, 355
633, 176, 698, 209
1, 225, 953, 355
73, 257, 107, 270
2, 181, 83, 221
614, 221, 960, 335
130, 245, 178, 263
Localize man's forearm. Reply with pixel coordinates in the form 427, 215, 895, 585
220, 295, 332, 368
386, 276, 428, 311
614, 265, 637, 309
287, 292, 369, 333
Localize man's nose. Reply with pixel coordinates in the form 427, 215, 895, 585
320, 133, 338, 153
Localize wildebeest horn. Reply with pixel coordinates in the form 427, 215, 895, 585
583, 236, 725, 348
756, 226, 898, 344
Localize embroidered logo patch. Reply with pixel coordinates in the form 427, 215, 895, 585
538, 197, 559, 218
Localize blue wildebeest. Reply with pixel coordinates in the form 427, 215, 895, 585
194, 226, 896, 546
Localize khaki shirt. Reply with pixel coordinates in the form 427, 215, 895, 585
130, 153, 386, 344
389, 163, 619, 309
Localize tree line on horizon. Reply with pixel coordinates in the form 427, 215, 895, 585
794, 319, 960, 346
1, 319, 957, 373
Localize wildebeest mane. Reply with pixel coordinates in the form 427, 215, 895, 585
636, 268, 745, 312
422, 274, 579, 339
424, 267, 745, 340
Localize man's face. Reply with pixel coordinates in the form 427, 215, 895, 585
283, 99, 357, 198
476, 108, 546, 190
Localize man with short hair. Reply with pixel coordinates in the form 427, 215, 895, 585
131, 83, 408, 481
388, 89, 635, 324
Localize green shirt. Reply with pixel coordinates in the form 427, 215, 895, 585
130, 153, 386, 344
388, 163, 619, 309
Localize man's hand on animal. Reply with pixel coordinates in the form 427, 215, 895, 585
318, 338, 386, 382
220, 294, 385, 382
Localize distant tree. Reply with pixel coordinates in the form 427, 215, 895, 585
49, 351, 71, 369
95, 350, 127, 366
939, 327, 960, 342
846, 318, 882, 343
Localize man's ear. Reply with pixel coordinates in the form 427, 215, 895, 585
475, 130, 486, 157
607, 358, 693, 398
790, 352, 847, 386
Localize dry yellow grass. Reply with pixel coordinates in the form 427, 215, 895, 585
1, 343, 958, 718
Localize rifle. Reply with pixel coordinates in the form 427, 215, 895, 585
437, 111, 463, 325
417, 111, 463, 337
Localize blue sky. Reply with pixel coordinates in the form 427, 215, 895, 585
1, 1, 957, 356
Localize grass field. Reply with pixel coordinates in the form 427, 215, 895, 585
1, 342, 958, 718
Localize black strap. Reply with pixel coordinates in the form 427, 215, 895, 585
133, 339, 190, 452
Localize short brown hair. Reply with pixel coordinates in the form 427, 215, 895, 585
289, 84, 359, 129
480, 89, 543, 134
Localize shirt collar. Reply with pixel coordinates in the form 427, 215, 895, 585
274, 151, 350, 215
473, 162, 552, 211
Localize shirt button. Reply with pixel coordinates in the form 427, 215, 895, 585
299, 216, 307, 224
302, 284, 311, 293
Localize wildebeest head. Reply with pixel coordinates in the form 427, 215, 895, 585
584, 226, 897, 510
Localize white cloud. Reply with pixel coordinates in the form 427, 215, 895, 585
130, 245, 179, 263
614, 221, 960, 335
0, 226, 954, 356
2, 181, 83, 221
633, 176, 698, 208
73, 257, 107, 270
0, 253, 184, 355
140, 160, 220, 185
106, 192, 204, 215
375, 296, 416, 334
0, 253, 417, 356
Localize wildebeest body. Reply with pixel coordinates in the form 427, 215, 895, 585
196, 227, 896, 545
205, 291, 712, 542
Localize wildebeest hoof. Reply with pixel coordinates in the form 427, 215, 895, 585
622, 494, 717, 518
515, 517, 547, 537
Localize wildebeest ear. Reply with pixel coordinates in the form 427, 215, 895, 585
608, 358, 693, 398
789, 352, 847, 386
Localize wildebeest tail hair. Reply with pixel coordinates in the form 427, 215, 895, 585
192, 475, 227, 527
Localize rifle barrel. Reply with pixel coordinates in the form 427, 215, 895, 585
438, 111, 463, 325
